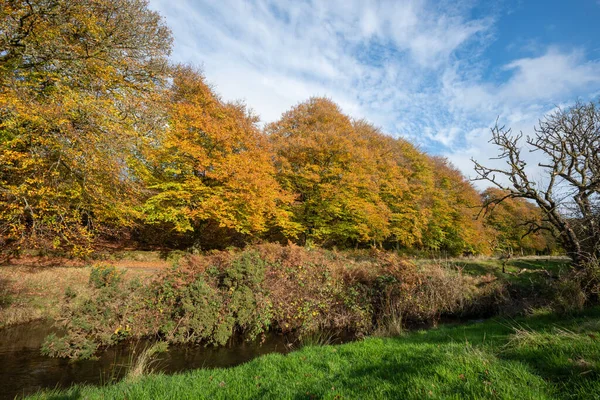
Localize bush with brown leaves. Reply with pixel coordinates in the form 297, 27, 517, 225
44, 244, 506, 359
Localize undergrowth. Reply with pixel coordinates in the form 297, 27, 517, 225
42, 244, 581, 360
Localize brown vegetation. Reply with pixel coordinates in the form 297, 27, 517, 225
0, 260, 155, 328
40, 244, 512, 359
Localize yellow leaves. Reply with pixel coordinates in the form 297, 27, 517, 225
268, 98, 420, 246
263, 97, 493, 253
143, 66, 294, 238
0, 3, 506, 256
482, 187, 551, 254
0, 0, 173, 256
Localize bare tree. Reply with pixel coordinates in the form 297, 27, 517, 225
473, 101, 600, 268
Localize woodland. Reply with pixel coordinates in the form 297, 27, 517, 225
3, 2, 600, 399
0, 0, 559, 259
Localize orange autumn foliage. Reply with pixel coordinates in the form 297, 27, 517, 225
267, 98, 491, 254
267, 98, 392, 246
482, 188, 556, 254
142, 67, 299, 243
0, 3, 546, 256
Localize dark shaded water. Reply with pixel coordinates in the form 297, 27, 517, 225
0, 321, 346, 399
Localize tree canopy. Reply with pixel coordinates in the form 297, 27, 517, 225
481, 188, 555, 255
267, 98, 491, 254
0, 1, 557, 257
0, 0, 172, 255
142, 66, 298, 247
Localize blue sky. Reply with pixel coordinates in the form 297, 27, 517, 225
147, 0, 600, 181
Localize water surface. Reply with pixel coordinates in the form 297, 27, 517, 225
0, 321, 325, 399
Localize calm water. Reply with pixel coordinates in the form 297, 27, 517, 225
0, 321, 338, 399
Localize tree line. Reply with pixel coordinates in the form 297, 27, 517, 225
0, 0, 557, 257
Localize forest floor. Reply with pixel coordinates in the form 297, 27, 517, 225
28, 305, 600, 399
0, 252, 570, 329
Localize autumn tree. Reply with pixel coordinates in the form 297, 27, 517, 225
353, 120, 434, 249
267, 98, 490, 254
473, 101, 600, 268
422, 157, 490, 256
481, 188, 555, 255
352, 123, 490, 255
0, 0, 172, 255
267, 98, 393, 247
141, 66, 297, 248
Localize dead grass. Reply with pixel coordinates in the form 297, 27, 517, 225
372, 311, 404, 337
504, 323, 598, 352
0, 263, 154, 328
125, 341, 169, 382
0, 249, 173, 328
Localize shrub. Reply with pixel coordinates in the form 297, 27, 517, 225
550, 277, 587, 314
162, 250, 272, 345
41, 333, 99, 360
45, 244, 508, 359
342, 254, 507, 326
89, 263, 124, 288
258, 244, 372, 335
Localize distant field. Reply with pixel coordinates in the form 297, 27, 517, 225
440, 256, 571, 284
29, 306, 600, 399
0, 251, 171, 328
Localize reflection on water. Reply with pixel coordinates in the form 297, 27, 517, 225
0, 321, 349, 399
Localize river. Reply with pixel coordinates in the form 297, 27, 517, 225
0, 320, 334, 399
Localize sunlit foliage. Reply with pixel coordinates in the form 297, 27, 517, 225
0, 3, 543, 256
0, 0, 172, 255
482, 188, 556, 255
267, 98, 490, 254
142, 66, 298, 245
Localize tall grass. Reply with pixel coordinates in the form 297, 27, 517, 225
125, 341, 169, 382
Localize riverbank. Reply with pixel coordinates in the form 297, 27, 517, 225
0, 248, 572, 330
0, 251, 177, 328
28, 306, 600, 399
32, 245, 580, 361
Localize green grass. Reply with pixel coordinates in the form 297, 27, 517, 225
441, 256, 571, 286
29, 306, 600, 400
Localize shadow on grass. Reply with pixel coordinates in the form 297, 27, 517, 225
450, 260, 503, 278
509, 259, 570, 273
282, 308, 599, 399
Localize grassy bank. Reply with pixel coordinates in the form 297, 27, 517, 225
0, 248, 573, 332
29, 306, 600, 399
0, 252, 170, 328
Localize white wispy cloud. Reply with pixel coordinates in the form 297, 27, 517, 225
443, 47, 600, 186
148, 0, 600, 184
